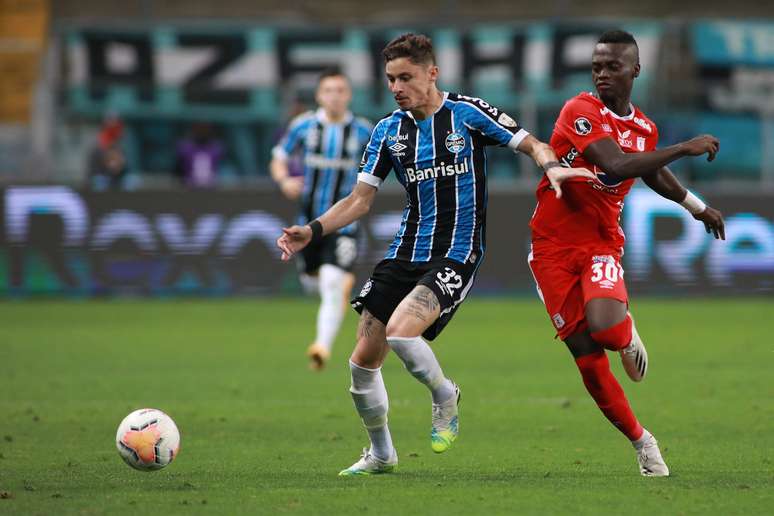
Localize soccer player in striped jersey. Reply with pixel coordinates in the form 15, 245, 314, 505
277, 33, 593, 475
271, 68, 373, 370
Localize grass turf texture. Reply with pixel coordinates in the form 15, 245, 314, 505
0, 298, 771, 515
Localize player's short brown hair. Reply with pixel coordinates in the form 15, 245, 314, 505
382, 33, 436, 65
318, 66, 348, 84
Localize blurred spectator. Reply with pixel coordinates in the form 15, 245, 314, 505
87, 116, 129, 190
174, 122, 224, 189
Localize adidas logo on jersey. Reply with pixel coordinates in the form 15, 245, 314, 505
405, 161, 470, 183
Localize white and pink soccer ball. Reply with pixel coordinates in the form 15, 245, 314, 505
116, 408, 180, 471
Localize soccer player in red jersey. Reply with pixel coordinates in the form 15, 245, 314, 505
528, 30, 726, 476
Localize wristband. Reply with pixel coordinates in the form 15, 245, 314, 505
680, 191, 706, 215
542, 160, 562, 172
308, 219, 324, 243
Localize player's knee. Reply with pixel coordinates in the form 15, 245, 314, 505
319, 264, 346, 292
384, 319, 417, 339
585, 298, 627, 333
589, 314, 632, 352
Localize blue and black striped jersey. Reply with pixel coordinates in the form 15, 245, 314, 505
273, 108, 372, 236
358, 92, 529, 264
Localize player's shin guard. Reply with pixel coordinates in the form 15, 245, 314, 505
387, 336, 455, 404
590, 314, 633, 352
574, 351, 644, 441
315, 265, 347, 352
349, 360, 394, 460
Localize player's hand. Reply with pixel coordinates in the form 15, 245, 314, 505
693, 206, 725, 240
276, 225, 312, 261
279, 177, 303, 200
680, 135, 720, 162
545, 166, 596, 199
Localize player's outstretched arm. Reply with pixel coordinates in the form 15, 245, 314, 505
517, 134, 596, 198
276, 181, 377, 261
270, 156, 303, 200
583, 134, 719, 180
642, 167, 725, 240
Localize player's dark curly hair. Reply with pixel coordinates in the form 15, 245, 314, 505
382, 33, 436, 65
598, 30, 638, 47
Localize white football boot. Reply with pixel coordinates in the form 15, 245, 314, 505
338, 447, 397, 476
620, 314, 648, 382
636, 431, 670, 477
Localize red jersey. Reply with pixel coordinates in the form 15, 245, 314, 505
530, 92, 659, 248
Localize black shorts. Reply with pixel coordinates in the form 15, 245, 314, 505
351, 257, 480, 341
298, 233, 358, 275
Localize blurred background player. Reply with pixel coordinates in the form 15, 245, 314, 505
270, 68, 373, 370
528, 30, 726, 477
277, 33, 593, 475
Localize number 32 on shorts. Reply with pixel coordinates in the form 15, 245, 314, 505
589, 256, 624, 289
435, 267, 463, 296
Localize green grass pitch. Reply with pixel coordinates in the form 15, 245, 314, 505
0, 298, 772, 515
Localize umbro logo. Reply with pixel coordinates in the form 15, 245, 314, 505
389, 142, 407, 154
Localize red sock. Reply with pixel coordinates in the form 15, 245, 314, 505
574, 351, 643, 441
590, 315, 632, 351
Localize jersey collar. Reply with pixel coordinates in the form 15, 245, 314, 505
590, 92, 636, 120
405, 91, 449, 121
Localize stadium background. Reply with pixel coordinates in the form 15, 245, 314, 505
1, 2, 773, 515
1, 0, 773, 297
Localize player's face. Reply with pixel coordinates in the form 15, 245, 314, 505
316, 75, 352, 118
385, 57, 438, 111
591, 43, 640, 103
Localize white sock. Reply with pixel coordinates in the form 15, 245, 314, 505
298, 273, 319, 295
632, 428, 652, 450
387, 336, 455, 404
315, 265, 347, 352
349, 360, 394, 461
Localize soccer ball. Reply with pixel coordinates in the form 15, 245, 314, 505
115, 408, 180, 471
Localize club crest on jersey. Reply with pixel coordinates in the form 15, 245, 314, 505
637, 136, 646, 151
574, 117, 592, 136
497, 112, 517, 128
445, 132, 465, 153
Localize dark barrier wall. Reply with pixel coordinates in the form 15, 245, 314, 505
1, 187, 772, 296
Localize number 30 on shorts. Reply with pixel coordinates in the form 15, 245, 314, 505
589, 257, 624, 284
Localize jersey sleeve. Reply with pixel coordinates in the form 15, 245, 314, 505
553, 97, 609, 153
357, 118, 392, 189
271, 115, 309, 160
455, 96, 529, 151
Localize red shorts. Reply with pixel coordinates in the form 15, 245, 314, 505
527, 240, 629, 340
